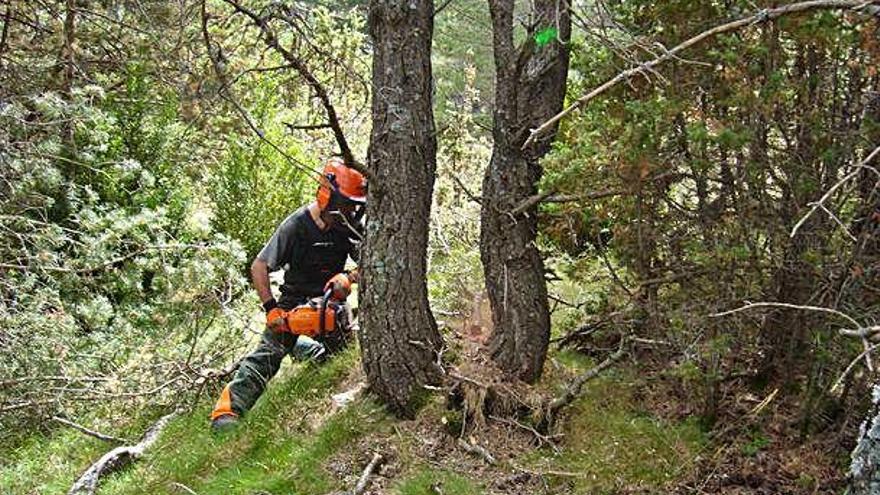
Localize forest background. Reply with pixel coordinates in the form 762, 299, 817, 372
1, 0, 879, 494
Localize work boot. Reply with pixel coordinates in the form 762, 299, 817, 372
211, 413, 239, 432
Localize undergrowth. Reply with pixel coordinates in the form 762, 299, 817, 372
2, 342, 706, 495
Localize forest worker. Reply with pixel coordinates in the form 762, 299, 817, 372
210, 157, 366, 431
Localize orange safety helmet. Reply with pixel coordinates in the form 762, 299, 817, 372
316, 157, 367, 210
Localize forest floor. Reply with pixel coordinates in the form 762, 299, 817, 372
2, 305, 859, 494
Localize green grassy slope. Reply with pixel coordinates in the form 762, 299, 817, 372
2, 346, 705, 495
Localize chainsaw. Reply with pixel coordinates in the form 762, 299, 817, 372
284, 289, 352, 354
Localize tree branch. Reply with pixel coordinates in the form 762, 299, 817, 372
68, 410, 178, 495
790, 144, 880, 238
218, 0, 372, 180
711, 301, 875, 371
523, 0, 880, 148
353, 453, 384, 495
547, 337, 628, 416
52, 416, 130, 444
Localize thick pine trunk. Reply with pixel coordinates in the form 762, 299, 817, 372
481, 0, 570, 382
481, 147, 549, 381
359, 0, 442, 417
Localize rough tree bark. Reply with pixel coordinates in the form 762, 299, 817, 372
481, 0, 570, 382
359, 0, 443, 416
849, 385, 880, 494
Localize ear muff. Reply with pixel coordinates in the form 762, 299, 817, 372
317, 184, 332, 209
316, 173, 336, 210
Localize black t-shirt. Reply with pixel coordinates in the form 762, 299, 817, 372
257, 206, 359, 305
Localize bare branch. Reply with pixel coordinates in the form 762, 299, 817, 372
710, 301, 862, 329
790, 144, 880, 238
52, 416, 129, 444
218, 0, 372, 180
69, 410, 178, 495
548, 336, 627, 416
523, 0, 880, 148
353, 453, 384, 495
457, 438, 497, 465
711, 302, 875, 371
831, 342, 880, 394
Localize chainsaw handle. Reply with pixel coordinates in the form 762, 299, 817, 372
319, 288, 332, 334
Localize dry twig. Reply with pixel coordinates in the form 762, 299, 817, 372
547, 337, 628, 416
352, 452, 384, 495
790, 144, 880, 238
51, 416, 129, 444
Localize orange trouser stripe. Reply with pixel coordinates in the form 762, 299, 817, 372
210, 384, 238, 420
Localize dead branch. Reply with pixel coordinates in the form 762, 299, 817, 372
448, 171, 482, 204
457, 438, 497, 465
524, 0, 880, 148
285, 122, 333, 131
711, 301, 862, 328
510, 462, 586, 478
68, 410, 178, 495
489, 414, 563, 452
51, 416, 129, 444
790, 144, 880, 238
711, 302, 876, 372
353, 452, 384, 495
217, 0, 371, 179
547, 337, 628, 416
171, 482, 200, 495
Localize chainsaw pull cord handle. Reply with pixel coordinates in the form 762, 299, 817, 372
319, 288, 332, 334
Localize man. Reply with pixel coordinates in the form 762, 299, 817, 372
211, 157, 366, 430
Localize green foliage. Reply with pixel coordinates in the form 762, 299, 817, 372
428, 61, 490, 314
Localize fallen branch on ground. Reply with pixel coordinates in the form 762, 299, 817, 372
352, 452, 384, 495
547, 337, 628, 417
68, 410, 178, 495
510, 462, 585, 478
52, 416, 129, 444
457, 438, 497, 465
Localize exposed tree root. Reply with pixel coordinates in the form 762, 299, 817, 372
68, 410, 178, 495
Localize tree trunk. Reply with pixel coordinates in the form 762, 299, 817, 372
848, 384, 880, 495
359, 0, 442, 417
481, 0, 570, 382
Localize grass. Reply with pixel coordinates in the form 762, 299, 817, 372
2, 347, 389, 495
521, 365, 707, 494
2, 337, 706, 495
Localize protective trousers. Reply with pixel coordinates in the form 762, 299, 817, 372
211, 329, 327, 420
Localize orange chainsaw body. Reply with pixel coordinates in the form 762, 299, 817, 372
285, 300, 337, 337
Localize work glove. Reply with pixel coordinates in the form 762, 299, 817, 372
324, 273, 352, 301
266, 307, 288, 333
